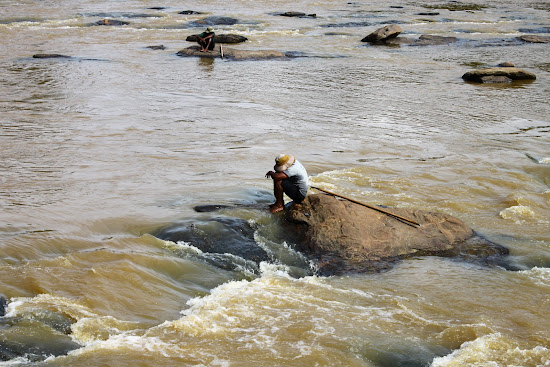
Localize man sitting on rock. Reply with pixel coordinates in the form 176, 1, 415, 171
197, 26, 216, 52
265, 154, 308, 213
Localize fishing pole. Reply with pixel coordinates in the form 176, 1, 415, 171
310, 186, 421, 228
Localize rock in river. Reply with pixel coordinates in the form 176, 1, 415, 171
361, 25, 402, 43
92, 19, 130, 26
176, 45, 287, 60
283, 194, 509, 275
462, 67, 536, 83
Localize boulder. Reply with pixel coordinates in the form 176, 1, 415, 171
147, 45, 166, 50
186, 34, 248, 44
176, 45, 287, 60
517, 35, 550, 43
283, 194, 508, 275
462, 67, 536, 83
361, 25, 402, 43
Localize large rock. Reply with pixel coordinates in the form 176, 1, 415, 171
176, 45, 287, 60
517, 35, 550, 43
186, 34, 248, 44
361, 25, 402, 43
462, 67, 536, 83
283, 194, 508, 275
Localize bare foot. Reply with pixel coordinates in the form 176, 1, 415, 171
269, 203, 284, 213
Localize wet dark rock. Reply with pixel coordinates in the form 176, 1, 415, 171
148, 7, 167, 10
462, 67, 536, 83
282, 194, 509, 275
517, 35, 550, 43
417, 12, 440, 16
273, 12, 317, 18
186, 34, 248, 44
154, 217, 270, 265
498, 62, 515, 67
189, 16, 239, 26
33, 53, 72, 59
176, 45, 287, 60
0, 311, 80, 362
361, 25, 402, 43
194, 204, 231, 212
179, 10, 205, 15
147, 45, 166, 50
92, 19, 130, 26
0, 295, 7, 317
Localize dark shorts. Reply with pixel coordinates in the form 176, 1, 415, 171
282, 180, 306, 203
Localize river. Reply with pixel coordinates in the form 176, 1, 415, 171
0, 0, 549, 365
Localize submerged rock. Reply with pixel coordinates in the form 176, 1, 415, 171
189, 16, 239, 26
178, 10, 205, 15
176, 45, 287, 60
92, 19, 130, 26
414, 34, 458, 45
147, 45, 166, 50
462, 67, 536, 83
186, 34, 248, 44
361, 25, 402, 43
0, 309, 80, 362
273, 11, 317, 18
154, 217, 270, 266
0, 295, 7, 317
283, 194, 508, 275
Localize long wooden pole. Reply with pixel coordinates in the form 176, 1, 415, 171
310, 186, 420, 228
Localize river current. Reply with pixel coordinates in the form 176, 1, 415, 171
1, 0, 549, 365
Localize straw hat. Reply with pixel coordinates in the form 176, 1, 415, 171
274, 154, 295, 172
206, 27, 214, 32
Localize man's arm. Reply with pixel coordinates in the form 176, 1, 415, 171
266, 171, 288, 181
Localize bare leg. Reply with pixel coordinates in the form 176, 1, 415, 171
269, 179, 285, 213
